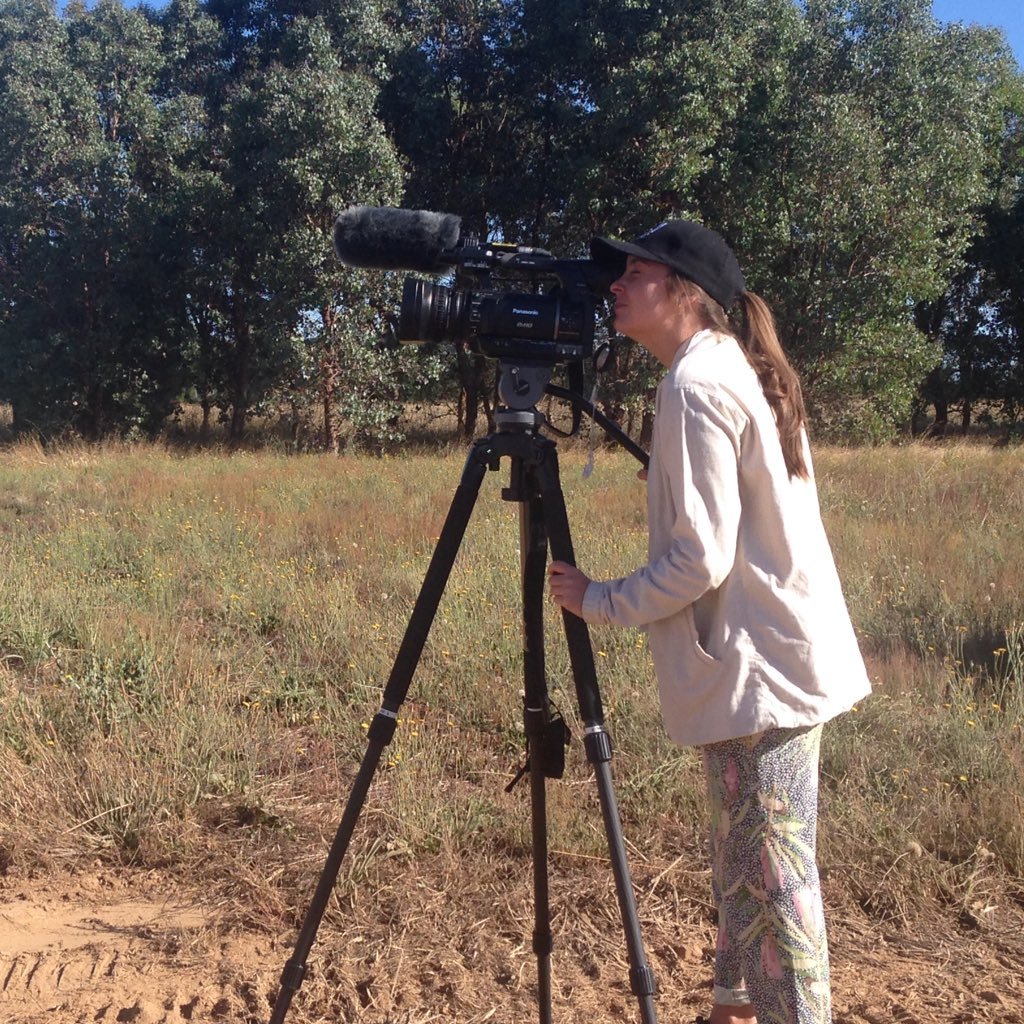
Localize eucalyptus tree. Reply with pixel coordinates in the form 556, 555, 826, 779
502, 0, 806, 440
918, 91, 1024, 433
0, 0, 191, 437
2, 0, 1016, 442
377, 0, 777, 435
568, 0, 1019, 440
0, 0, 410, 444
377, 0, 529, 435
589, 0, 801, 436
983, 107, 1024, 425
695, 0, 1017, 438
170, 0, 407, 443
992, 236, 1024, 428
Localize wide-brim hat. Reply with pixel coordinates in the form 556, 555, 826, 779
591, 220, 745, 310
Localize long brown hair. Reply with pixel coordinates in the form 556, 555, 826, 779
669, 274, 809, 480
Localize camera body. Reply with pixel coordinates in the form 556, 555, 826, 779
396, 240, 614, 366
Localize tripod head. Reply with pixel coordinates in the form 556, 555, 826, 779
498, 359, 553, 410
494, 358, 650, 470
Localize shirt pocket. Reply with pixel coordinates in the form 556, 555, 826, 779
649, 608, 726, 746
684, 605, 719, 665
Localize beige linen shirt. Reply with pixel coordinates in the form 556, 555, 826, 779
581, 328, 871, 746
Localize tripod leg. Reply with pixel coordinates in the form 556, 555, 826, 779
533, 446, 659, 1024
519, 482, 556, 1024
269, 443, 492, 1024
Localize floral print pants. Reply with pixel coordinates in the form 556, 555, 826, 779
701, 725, 831, 1024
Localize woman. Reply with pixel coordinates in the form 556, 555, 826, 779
548, 220, 871, 1024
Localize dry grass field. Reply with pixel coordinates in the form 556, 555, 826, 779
0, 436, 1022, 1023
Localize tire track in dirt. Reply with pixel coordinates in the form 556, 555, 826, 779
0, 890, 274, 1023
1, 943, 272, 1022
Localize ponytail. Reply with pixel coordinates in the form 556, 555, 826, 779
731, 291, 808, 480
668, 275, 809, 480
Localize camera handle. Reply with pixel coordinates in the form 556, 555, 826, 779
269, 416, 658, 1024
494, 356, 655, 472
545, 382, 651, 469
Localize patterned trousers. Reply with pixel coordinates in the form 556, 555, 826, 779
701, 725, 831, 1024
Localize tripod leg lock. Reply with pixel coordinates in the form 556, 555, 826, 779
629, 964, 658, 998
583, 726, 613, 765
279, 957, 308, 992
368, 708, 399, 745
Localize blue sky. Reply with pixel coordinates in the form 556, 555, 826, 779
932, 0, 1023, 66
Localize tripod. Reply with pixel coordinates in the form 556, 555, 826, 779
270, 371, 658, 1024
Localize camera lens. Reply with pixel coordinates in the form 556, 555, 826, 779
398, 278, 470, 344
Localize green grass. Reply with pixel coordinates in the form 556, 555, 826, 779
0, 437, 1021, 928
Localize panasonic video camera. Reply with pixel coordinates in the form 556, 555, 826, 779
334, 206, 616, 367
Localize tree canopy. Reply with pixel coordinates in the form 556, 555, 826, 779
0, 0, 1021, 444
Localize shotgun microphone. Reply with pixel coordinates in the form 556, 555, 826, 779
333, 206, 462, 273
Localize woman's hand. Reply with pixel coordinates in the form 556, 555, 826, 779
547, 561, 592, 619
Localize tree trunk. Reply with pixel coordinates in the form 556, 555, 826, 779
600, 400, 624, 445
229, 292, 250, 442
321, 309, 340, 454
322, 349, 340, 453
200, 397, 212, 442
457, 349, 482, 438
639, 409, 655, 449
910, 401, 926, 436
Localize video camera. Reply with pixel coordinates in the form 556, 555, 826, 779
334, 206, 616, 387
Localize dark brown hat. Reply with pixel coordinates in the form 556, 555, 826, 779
591, 220, 746, 310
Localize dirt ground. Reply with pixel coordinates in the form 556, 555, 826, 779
2, 855, 1023, 1024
